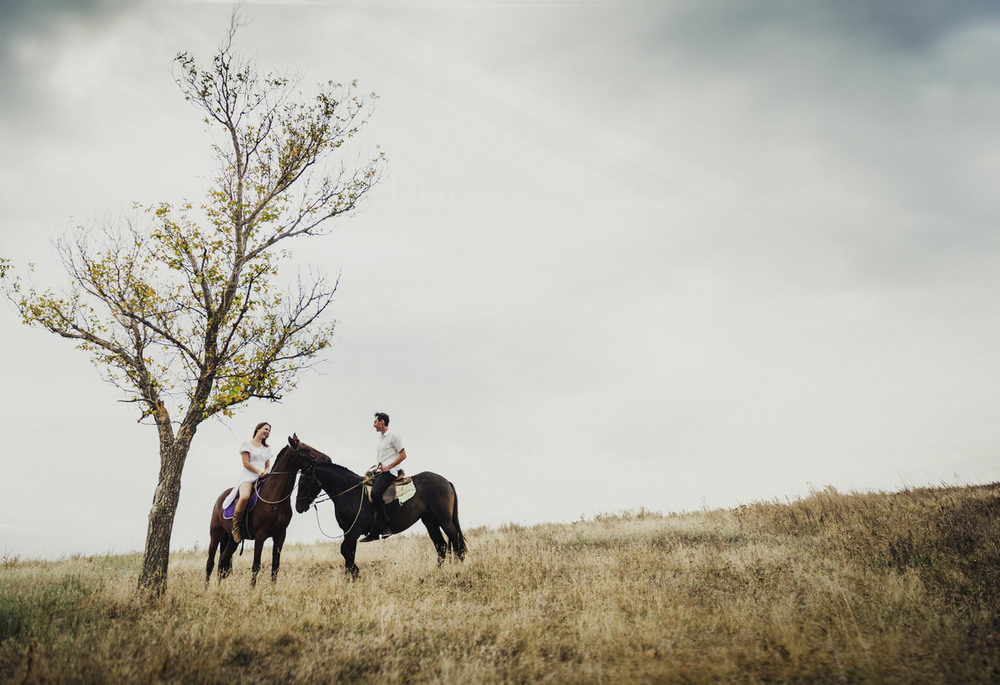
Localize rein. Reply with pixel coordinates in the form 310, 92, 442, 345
312, 498, 364, 540
253, 470, 297, 505
328, 478, 368, 498
308, 471, 375, 540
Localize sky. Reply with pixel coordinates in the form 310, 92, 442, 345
2, 0, 999, 561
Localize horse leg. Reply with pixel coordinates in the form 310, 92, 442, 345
439, 517, 465, 562
446, 492, 467, 560
271, 531, 286, 584
218, 538, 236, 581
421, 515, 448, 565
206, 533, 220, 584
341, 538, 360, 579
251, 538, 265, 588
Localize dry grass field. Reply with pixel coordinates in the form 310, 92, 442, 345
2, 482, 999, 683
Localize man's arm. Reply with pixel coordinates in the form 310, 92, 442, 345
382, 447, 407, 471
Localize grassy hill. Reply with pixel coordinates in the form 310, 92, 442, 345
2, 483, 998, 683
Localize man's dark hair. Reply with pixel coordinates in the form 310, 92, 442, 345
375, 412, 390, 426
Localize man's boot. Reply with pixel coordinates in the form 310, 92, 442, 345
232, 506, 245, 543
360, 525, 380, 543
375, 499, 393, 539
360, 511, 384, 543
360, 501, 392, 542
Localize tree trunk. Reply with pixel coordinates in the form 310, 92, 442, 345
137, 438, 191, 598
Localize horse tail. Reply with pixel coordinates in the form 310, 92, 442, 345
449, 481, 466, 558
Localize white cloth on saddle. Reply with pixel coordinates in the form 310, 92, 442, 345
221, 441, 274, 510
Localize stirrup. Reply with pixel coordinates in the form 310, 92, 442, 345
361, 525, 391, 543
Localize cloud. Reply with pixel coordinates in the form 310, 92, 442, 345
0, 1, 129, 118
4, 1, 1000, 559
638, 0, 1000, 60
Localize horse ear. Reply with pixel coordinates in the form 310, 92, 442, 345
288, 434, 300, 448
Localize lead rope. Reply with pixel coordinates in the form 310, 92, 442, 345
311, 473, 374, 540
312, 489, 366, 540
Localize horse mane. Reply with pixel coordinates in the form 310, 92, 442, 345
315, 461, 362, 482
270, 445, 291, 468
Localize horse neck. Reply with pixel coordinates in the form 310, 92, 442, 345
258, 448, 298, 497
317, 463, 363, 494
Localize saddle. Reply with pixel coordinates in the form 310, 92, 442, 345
365, 470, 417, 505
223, 489, 259, 519
223, 486, 262, 541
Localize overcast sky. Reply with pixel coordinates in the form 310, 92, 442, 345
2, 0, 999, 561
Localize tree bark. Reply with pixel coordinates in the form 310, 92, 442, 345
137, 437, 191, 598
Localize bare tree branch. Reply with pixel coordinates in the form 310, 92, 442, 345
6, 13, 385, 598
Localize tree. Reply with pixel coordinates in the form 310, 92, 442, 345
5, 19, 384, 597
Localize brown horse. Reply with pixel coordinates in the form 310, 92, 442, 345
295, 461, 465, 578
206, 435, 330, 586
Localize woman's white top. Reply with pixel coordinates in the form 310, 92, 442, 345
221, 441, 274, 509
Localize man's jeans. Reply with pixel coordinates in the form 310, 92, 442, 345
370, 471, 394, 528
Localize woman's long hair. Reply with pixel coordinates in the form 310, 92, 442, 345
253, 422, 271, 447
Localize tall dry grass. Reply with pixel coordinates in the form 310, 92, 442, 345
2, 483, 998, 683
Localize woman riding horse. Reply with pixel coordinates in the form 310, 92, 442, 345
223, 421, 273, 544
207, 435, 331, 586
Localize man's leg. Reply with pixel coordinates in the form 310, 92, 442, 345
361, 472, 394, 542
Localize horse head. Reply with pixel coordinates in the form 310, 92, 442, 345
285, 434, 332, 468
288, 434, 330, 513
295, 463, 322, 513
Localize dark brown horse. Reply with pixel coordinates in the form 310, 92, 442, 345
295, 461, 466, 578
206, 435, 331, 586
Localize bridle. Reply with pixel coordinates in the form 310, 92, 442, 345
253, 446, 319, 505
300, 463, 375, 539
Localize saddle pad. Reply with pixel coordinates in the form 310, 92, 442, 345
366, 479, 417, 505
223, 490, 258, 519
395, 481, 416, 504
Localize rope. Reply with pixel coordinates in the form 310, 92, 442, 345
253, 472, 296, 505
309, 473, 373, 539
312, 491, 365, 540
326, 477, 369, 498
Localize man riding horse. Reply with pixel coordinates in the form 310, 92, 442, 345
361, 411, 406, 542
